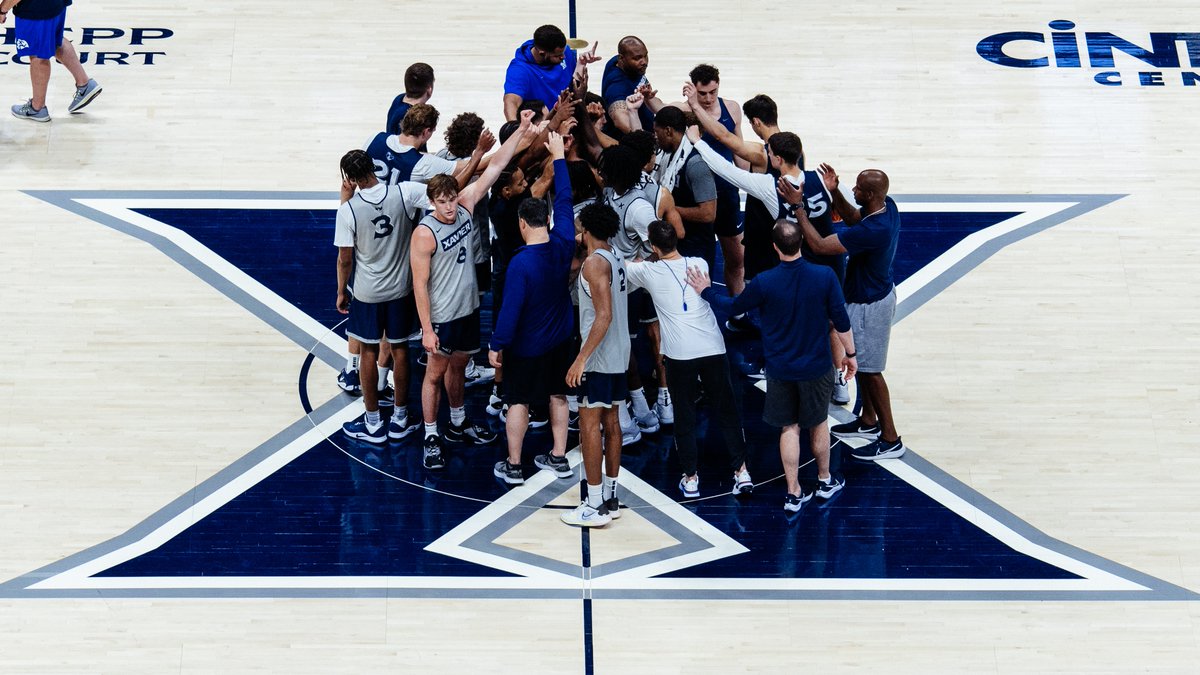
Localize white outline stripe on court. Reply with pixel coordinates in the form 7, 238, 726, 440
76, 199, 347, 357
16, 192, 1174, 598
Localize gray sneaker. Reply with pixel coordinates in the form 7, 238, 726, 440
68, 79, 102, 113
11, 100, 50, 123
533, 453, 573, 479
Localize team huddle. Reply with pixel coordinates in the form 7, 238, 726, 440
334, 25, 907, 526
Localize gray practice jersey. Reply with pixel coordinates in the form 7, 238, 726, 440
418, 205, 480, 323
602, 187, 655, 261
333, 183, 425, 303
636, 171, 662, 212
577, 248, 630, 374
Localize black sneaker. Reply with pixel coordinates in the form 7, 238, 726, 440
446, 418, 497, 445
783, 490, 813, 513
830, 418, 880, 441
724, 314, 756, 334
493, 459, 524, 485
567, 410, 580, 432
851, 437, 907, 461
373, 385, 395, 407
815, 475, 845, 499
423, 435, 446, 470
604, 496, 621, 519
534, 453, 573, 478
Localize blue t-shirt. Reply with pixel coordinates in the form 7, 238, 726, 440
837, 196, 900, 304
702, 259, 851, 381
600, 56, 654, 136
504, 40, 577, 110
488, 159, 577, 357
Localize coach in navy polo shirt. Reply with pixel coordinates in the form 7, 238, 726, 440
600, 36, 656, 138
786, 164, 907, 463
689, 220, 856, 512
488, 132, 576, 485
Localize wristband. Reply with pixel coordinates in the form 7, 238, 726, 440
845, 352, 857, 359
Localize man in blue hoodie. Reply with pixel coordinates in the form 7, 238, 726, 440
503, 25, 597, 121
488, 131, 577, 486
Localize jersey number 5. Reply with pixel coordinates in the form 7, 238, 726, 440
806, 194, 828, 218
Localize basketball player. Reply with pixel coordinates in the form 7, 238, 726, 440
787, 166, 907, 461
410, 110, 537, 469
687, 64, 746, 299
334, 150, 430, 444
686, 126, 852, 402
599, 145, 665, 441
364, 104, 493, 189
562, 203, 631, 527
652, 107, 719, 276
385, 62, 434, 136
342, 106, 495, 397
620, 129, 684, 424
684, 89, 786, 279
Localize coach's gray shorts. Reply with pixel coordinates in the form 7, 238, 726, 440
847, 287, 896, 374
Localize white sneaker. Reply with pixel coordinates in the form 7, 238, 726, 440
560, 502, 612, 527
465, 361, 495, 387
654, 391, 674, 425
619, 402, 641, 445
634, 409, 660, 434
732, 468, 753, 495
679, 474, 699, 498
486, 392, 504, 417
831, 368, 850, 405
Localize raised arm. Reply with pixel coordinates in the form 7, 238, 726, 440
687, 126, 777, 206
778, 180, 847, 256
819, 163, 862, 225
684, 84, 765, 170
459, 110, 538, 211
452, 129, 495, 189
546, 134, 574, 243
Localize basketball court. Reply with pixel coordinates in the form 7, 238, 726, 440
2, 1, 1199, 672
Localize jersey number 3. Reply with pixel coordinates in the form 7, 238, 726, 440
372, 214, 394, 239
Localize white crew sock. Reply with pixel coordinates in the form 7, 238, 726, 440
586, 483, 604, 509
365, 410, 381, 427
449, 406, 466, 426
629, 388, 651, 417
657, 387, 670, 404
377, 365, 390, 391
618, 401, 634, 430
567, 394, 579, 413
424, 422, 439, 438
346, 353, 359, 371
